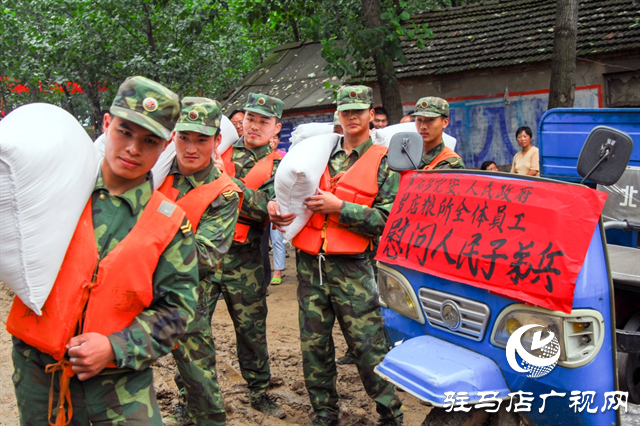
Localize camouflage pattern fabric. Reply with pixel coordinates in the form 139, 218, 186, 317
210, 245, 271, 400
208, 137, 280, 400
166, 159, 240, 426
175, 97, 222, 137
297, 252, 403, 423
295, 136, 403, 423
226, 138, 280, 245
244, 93, 284, 118
12, 173, 199, 425
110, 76, 181, 140
418, 141, 466, 170
336, 85, 373, 111
12, 347, 162, 425
412, 96, 449, 118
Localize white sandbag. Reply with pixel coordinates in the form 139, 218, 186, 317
218, 114, 239, 155
0, 103, 100, 314
289, 123, 333, 148
371, 122, 457, 150
275, 133, 340, 242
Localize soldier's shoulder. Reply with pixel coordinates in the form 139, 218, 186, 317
179, 217, 194, 238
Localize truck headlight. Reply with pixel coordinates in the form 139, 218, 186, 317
377, 263, 425, 324
491, 304, 604, 368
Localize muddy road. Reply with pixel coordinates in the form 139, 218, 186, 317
0, 249, 429, 425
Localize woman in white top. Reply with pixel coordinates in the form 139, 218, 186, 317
510, 126, 540, 176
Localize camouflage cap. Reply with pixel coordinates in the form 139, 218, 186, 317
336, 85, 372, 111
332, 111, 340, 125
174, 97, 222, 136
110, 76, 180, 140
244, 93, 284, 119
412, 96, 449, 118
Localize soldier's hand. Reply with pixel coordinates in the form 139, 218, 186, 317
67, 333, 115, 381
268, 200, 295, 231
213, 148, 226, 173
304, 190, 343, 214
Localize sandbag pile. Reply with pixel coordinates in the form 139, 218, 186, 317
274, 133, 340, 242
0, 104, 100, 314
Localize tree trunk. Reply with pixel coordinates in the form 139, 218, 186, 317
61, 84, 76, 117
361, 0, 404, 124
84, 79, 103, 134
548, 0, 579, 109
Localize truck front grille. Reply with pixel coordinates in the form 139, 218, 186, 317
418, 288, 490, 341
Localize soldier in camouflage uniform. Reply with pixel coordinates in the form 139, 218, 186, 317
269, 86, 404, 426
412, 96, 465, 170
212, 93, 285, 418
10, 76, 199, 425
159, 98, 241, 426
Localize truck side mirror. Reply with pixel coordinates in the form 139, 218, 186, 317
387, 132, 424, 172
577, 126, 634, 186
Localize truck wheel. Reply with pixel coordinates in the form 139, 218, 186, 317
619, 311, 640, 404
421, 407, 490, 426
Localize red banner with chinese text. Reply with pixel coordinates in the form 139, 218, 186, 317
376, 171, 608, 313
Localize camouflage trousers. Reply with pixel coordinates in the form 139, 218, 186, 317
210, 244, 271, 399
297, 252, 403, 423
173, 279, 226, 426
12, 345, 162, 425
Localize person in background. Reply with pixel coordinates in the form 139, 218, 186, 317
229, 109, 245, 137
269, 85, 404, 426
332, 112, 343, 134
159, 97, 241, 426
413, 97, 465, 170
216, 93, 285, 419
400, 110, 414, 123
373, 107, 389, 129
268, 133, 287, 286
481, 160, 499, 171
510, 126, 539, 176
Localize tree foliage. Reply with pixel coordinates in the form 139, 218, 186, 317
1, 0, 289, 132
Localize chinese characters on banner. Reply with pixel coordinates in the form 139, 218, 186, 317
376, 172, 608, 313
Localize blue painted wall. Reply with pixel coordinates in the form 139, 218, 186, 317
439, 89, 600, 168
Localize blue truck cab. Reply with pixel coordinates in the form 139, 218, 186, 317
375, 112, 640, 425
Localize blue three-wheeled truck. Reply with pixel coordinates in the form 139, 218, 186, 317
374, 109, 639, 426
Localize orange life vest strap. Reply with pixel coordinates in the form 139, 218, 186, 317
423, 146, 461, 170
157, 173, 242, 231
221, 148, 235, 177
45, 360, 73, 426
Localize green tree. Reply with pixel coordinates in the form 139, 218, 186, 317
236, 0, 432, 123
1, 0, 288, 131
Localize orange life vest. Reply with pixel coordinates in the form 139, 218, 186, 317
157, 173, 242, 231
293, 144, 387, 255
423, 146, 461, 170
6, 191, 186, 363
221, 147, 280, 243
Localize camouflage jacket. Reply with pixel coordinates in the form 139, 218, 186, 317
166, 158, 240, 278
419, 140, 466, 170
330, 137, 400, 240
14, 173, 199, 371
226, 137, 280, 248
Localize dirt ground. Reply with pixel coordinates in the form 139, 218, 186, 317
0, 247, 430, 425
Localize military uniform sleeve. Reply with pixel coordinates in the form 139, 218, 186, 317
230, 158, 279, 223
107, 217, 199, 370
193, 192, 240, 276
337, 158, 400, 237
436, 157, 466, 170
